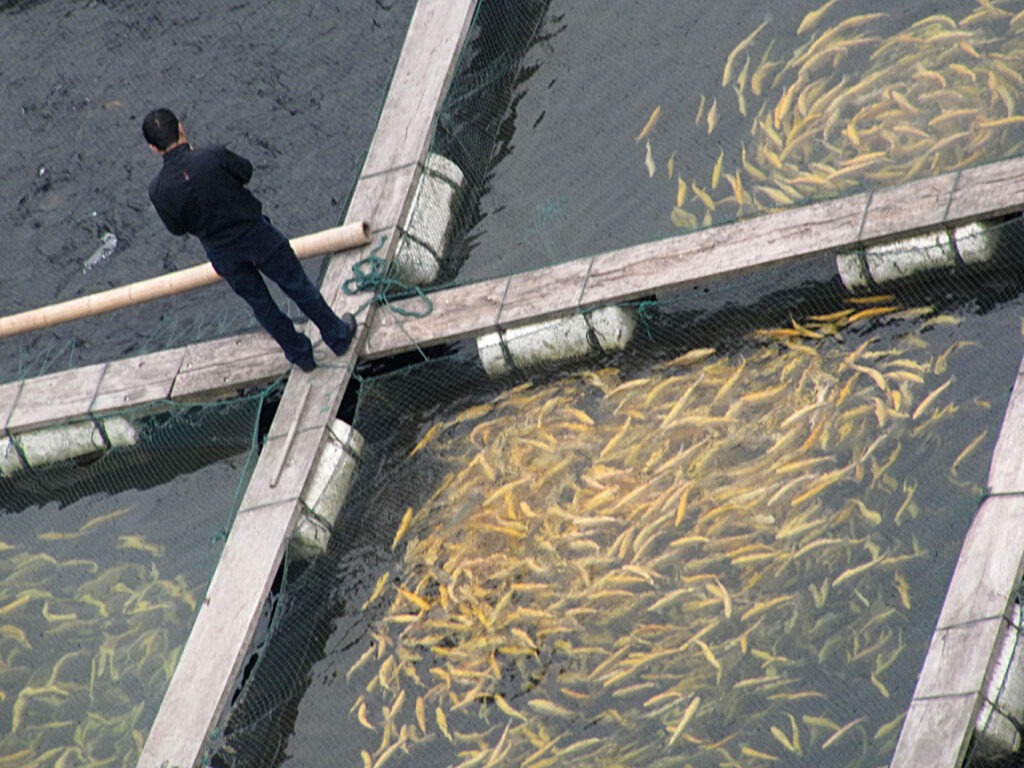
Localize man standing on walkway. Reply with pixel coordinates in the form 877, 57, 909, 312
142, 108, 355, 372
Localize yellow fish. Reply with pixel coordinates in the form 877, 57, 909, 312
636, 105, 661, 143
706, 98, 719, 134
722, 17, 769, 87
711, 149, 724, 190
797, 0, 839, 35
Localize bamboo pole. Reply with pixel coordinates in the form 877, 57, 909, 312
0, 221, 371, 340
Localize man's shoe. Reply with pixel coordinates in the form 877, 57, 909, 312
329, 313, 358, 357
294, 354, 317, 373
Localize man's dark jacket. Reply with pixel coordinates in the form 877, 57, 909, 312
148, 144, 265, 251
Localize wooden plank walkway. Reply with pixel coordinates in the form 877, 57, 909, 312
891, 352, 1024, 768
136, 2, 480, 767
0, 16, 1017, 768
5, 156, 1024, 442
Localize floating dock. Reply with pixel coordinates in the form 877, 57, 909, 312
0, 1, 1023, 766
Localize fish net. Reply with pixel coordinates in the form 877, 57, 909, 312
203, 2, 1024, 767
9, 1, 1024, 767
390, 0, 1024, 291
208, 208, 1024, 768
0, 386, 271, 767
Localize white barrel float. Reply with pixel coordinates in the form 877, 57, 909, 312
973, 602, 1024, 756
836, 220, 998, 291
291, 418, 364, 560
477, 306, 637, 377
0, 416, 139, 476
392, 153, 465, 285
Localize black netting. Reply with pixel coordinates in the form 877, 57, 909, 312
212, 212, 1024, 768
0, 386, 271, 766
10, 1, 1024, 767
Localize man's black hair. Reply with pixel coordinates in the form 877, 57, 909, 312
142, 108, 180, 151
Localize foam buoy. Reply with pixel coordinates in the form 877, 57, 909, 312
973, 603, 1024, 756
0, 416, 139, 476
477, 306, 636, 377
392, 153, 465, 285
836, 220, 997, 291
291, 418, 364, 560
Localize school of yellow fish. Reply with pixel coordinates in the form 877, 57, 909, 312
0, 512, 196, 768
347, 296, 992, 767
636, 0, 1024, 230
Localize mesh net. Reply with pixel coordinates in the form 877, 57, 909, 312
211, 208, 1024, 768
382, 0, 1024, 292
206, 2, 1024, 767
0, 386, 271, 767
10, 1, 1024, 767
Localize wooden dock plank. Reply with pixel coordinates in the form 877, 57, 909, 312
90, 347, 186, 415
340, 164, 420, 245
359, 0, 478, 177
946, 155, 1024, 224
987, 356, 1024, 495
891, 694, 980, 768
0, 381, 22, 434
5, 156, 1024, 430
361, 275, 510, 357
497, 259, 594, 326
6, 363, 107, 433
914, 617, 1006, 699
581, 195, 868, 308
936, 495, 1024, 629
859, 175, 958, 242
892, 351, 1024, 763
138, 502, 299, 768
170, 332, 286, 402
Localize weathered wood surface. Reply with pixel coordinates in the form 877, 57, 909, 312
364, 157, 1024, 359
891, 349, 1024, 768
5, 156, 1024, 434
137, 2, 480, 767
895, 693, 982, 768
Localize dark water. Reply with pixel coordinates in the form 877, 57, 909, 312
0, 393, 262, 766
0, 0, 416, 384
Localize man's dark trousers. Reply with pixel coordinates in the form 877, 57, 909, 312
206, 219, 350, 366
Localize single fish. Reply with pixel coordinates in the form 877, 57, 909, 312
636, 105, 662, 143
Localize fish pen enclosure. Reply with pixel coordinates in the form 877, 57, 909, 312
207, 212, 1024, 768
413, 0, 1024, 290
0, 392, 270, 767
8, 0, 1024, 767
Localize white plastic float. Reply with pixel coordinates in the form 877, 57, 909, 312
477, 305, 637, 377
291, 418, 364, 560
0, 416, 139, 476
836, 220, 997, 290
973, 602, 1024, 756
392, 153, 465, 285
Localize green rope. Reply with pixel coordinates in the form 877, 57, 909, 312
342, 235, 434, 319
636, 299, 659, 341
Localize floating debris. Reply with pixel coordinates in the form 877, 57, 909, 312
82, 232, 117, 274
